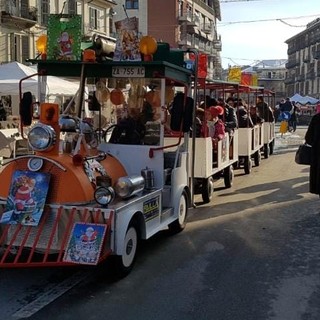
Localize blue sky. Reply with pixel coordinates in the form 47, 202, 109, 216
218, 0, 320, 68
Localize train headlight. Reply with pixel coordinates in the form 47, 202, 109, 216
28, 123, 56, 152
94, 186, 115, 206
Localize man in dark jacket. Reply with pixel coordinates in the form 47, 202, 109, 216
235, 98, 254, 128
221, 97, 238, 133
279, 97, 293, 114
305, 113, 320, 195
256, 96, 275, 122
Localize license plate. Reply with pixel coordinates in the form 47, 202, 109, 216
112, 67, 145, 78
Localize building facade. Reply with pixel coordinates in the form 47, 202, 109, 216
0, 0, 116, 64
285, 18, 320, 98
113, 0, 222, 79
253, 60, 287, 102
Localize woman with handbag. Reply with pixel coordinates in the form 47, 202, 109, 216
305, 113, 320, 195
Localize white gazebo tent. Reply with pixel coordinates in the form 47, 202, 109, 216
0, 62, 80, 114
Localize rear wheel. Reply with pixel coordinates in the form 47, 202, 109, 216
269, 139, 275, 155
263, 144, 269, 158
253, 150, 261, 166
224, 165, 234, 188
201, 177, 214, 203
168, 191, 188, 234
244, 157, 252, 174
113, 222, 138, 277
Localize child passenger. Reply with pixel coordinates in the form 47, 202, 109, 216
205, 106, 226, 140
202, 106, 226, 151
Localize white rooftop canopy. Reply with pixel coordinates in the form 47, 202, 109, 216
0, 61, 79, 97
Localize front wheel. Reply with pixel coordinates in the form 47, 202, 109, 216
113, 222, 138, 277
168, 191, 188, 234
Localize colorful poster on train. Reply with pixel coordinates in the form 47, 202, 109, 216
63, 223, 107, 265
113, 17, 141, 61
0, 170, 50, 226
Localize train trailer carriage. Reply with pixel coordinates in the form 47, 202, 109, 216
165, 79, 241, 204
238, 124, 263, 174
0, 42, 198, 275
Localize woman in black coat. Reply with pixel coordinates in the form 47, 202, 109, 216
305, 113, 320, 195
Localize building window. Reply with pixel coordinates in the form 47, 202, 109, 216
9, 34, 29, 63
21, 35, 29, 63
125, 0, 139, 9
267, 71, 276, 79
178, 1, 183, 16
10, 34, 19, 61
40, 0, 50, 26
89, 7, 102, 30
68, 0, 77, 15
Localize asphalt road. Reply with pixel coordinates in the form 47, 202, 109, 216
2, 125, 320, 320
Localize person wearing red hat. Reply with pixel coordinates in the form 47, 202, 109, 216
203, 106, 226, 140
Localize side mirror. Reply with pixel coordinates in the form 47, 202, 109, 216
20, 92, 33, 126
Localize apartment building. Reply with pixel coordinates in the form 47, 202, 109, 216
113, 0, 222, 79
285, 18, 320, 98
247, 59, 287, 102
0, 0, 116, 64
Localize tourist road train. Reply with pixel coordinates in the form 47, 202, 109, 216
0, 39, 275, 276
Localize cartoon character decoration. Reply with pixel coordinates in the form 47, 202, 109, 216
63, 223, 107, 265
0, 171, 50, 226
57, 31, 74, 60
14, 175, 36, 213
113, 17, 141, 62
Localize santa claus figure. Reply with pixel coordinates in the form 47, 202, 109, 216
14, 177, 36, 212
58, 31, 73, 60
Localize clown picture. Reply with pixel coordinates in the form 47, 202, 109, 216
0, 171, 51, 226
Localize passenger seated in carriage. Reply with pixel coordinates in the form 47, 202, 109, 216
218, 97, 238, 134
256, 96, 275, 122
203, 106, 226, 147
236, 99, 254, 128
250, 105, 264, 125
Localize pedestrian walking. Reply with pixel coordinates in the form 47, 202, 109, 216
305, 112, 320, 195
288, 102, 299, 132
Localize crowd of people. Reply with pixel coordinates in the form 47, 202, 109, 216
195, 95, 275, 145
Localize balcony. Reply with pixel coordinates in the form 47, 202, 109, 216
306, 71, 316, 80
178, 11, 197, 26
284, 77, 295, 84
178, 34, 193, 47
313, 51, 320, 60
212, 39, 221, 51
303, 56, 310, 63
296, 74, 305, 82
285, 60, 299, 69
203, 22, 213, 34
1, 4, 37, 29
204, 44, 214, 55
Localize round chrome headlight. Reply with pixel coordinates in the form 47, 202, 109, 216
94, 186, 115, 206
28, 123, 57, 151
